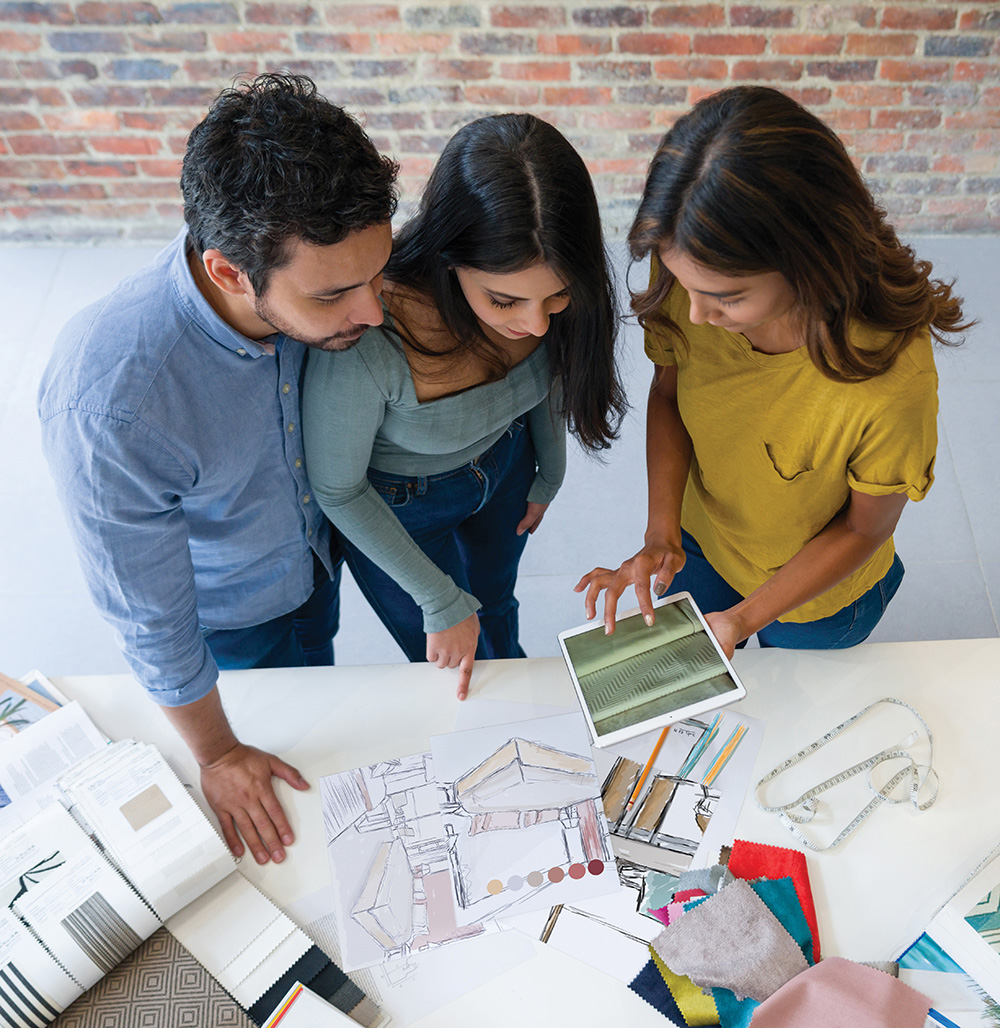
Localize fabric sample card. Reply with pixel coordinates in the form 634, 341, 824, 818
748, 957, 932, 1027
674, 864, 734, 897
51, 927, 253, 1028
727, 838, 821, 962
628, 959, 687, 1024
651, 879, 808, 1002
651, 948, 720, 1026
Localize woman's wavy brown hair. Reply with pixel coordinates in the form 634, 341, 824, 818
630, 86, 970, 382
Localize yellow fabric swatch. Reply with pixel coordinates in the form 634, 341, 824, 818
649, 946, 720, 1026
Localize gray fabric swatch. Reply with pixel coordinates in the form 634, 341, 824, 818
675, 863, 735, 896
651, 878, 809, 1002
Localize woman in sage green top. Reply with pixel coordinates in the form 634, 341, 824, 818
303, 114, 626, 699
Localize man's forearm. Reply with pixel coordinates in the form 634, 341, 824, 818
160, 686, 239, 766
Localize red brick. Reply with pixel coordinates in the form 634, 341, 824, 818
423, 58, 492, 79
111, 181, 180, 198
946, 111, 1000, 130
246, 3, 317, 24
874, 109, 941, 129
572, 7, 644, 28
211, 30, 290, 53
582, 110, 651, 129
906, 131, 974, 153
960, 9, 1000, 31
167, 134, 187, 154
836, 84, 903, 105
627, 131, 665, 152
0, 30, 40, 50
931, 156, 964, 173
542, 86, 613, 105
926, 197, 985, 216
842, 130, 904, 153
89, 135, 162, 154
772, 33, 842, 55
822, 108, 871, 130
618, 32, 689, 55
687, 84, 724, 104
0, 111, 41, 129
396, 133, 453, 153
845, 33, 915, 57
77, 2, 161, 24
147, 85, 218, 105
881, 7, 956, 31
730, 5, 796, 28
491, 6, 565, 28
8, 134, 84, 154
25, 85, 64, 104
183, 57, 259, 80
71, 85, 147, 105
86, 200, 154, 218
807, 4, 876, 31
537, 34, 611, 56
0, 3, 73, 25
500, 60, 570, 80
806, 60, 876, 81
66, 159, 137, 177
732, 59, 803, 81
881, 59, 950, 82
463, 83, 539, 104
32, 182, 107, 198
155, 202, 183, 219
120, 111, 167, 129
908, 84, 978, 107
324, 4, 398, 25
651, 5, 724, 27
586, 157, 648, 175
459, 32, 536, 55
652, 57, 727, 79
8, 204, 84, 219
779, 86, 832, 106
983, 87, 1000, 107
373, 32, 448, 53
137, 158, 183, 176
43, 109, 119, 130
975, 131, 1000, 152
955, 60, 1000, 82
619, 83, 686, 104
0, 158, 65, 179
693, 33, 766, 55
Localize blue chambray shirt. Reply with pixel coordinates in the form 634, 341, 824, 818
38, 230, 332, 708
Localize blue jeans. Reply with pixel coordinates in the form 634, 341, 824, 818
343, 419, 535, 663
203, 553, 341, 669
670, 530, 904, 649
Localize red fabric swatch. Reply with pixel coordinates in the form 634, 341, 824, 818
674, 888, 708, 903
727, 839, 821, 963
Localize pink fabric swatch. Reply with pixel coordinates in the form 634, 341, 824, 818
649, 905, 671, 927
748, 957, 931, 1027
729, 838, 821, 963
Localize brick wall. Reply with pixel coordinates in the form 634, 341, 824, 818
1, 2, 997, 242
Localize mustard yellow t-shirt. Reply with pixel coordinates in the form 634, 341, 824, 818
645, 282, 938, 622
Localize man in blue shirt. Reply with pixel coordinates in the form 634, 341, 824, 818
38, 74, 397, 866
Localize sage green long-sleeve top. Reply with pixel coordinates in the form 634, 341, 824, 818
302, 320, 567, 633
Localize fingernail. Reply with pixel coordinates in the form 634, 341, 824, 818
282, 833, 294, 845
644, 614, 654, 627
255, 851, 267, 864
604, 620, 612, 635
653, 582, 666, 596
272, 850, 285, 863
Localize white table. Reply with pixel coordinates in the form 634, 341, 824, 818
55, 639, 1000, 1026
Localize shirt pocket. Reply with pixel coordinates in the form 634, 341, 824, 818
763, 439, 815, 483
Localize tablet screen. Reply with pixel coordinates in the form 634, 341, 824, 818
560, 594, 743, 744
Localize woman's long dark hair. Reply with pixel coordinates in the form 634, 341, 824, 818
630, 86, 970, 382
387, 113, 626, 450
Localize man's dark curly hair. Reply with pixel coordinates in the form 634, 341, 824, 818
181, 73, 398, 294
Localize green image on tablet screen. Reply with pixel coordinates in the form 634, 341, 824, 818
564, 597, 737, 738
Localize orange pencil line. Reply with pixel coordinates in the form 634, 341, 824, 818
702, 724, 748, 786
625, 725, 671, 811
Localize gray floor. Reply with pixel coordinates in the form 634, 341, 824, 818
2, 237, 998, 678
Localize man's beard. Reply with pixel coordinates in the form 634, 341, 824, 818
253, 296, 368, 351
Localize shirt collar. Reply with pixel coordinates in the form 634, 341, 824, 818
168, 228, 281, 359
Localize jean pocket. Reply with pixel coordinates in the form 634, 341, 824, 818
368, 474, 412, 508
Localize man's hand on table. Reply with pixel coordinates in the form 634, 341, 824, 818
200, 742, 310, 864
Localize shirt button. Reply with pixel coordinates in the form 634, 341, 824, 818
282, 383, 291, 394
295, 458, 303, 468
237, 348, 247, 356
287, 422, 295, 433
303, 494, 311, 504
308, 529, 313, 538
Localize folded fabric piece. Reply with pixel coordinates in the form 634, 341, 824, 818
649, 904, 672, 927
650, 948, 720, 1026
713, 985, 757, 1028
642, 871, 682, 919
748, 957, 932, 1027
652, 879, 809, 1002
675, 889, 709, 903
629, 959, 687, 1024
728, 839, 820, 963
675, 864, 735, 897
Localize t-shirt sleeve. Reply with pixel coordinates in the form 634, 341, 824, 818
302, 337, 481, 634
847, 368, 938, 502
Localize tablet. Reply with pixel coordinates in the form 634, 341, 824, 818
558, 591, 747, 748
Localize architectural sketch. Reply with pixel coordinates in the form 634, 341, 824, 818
321, 753, 488, 972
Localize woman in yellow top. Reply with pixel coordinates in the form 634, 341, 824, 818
577, 86, 969, 657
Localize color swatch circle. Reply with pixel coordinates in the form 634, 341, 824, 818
507, 875, 524, 891
588, 859, 605, 876
486, 879, 503, 895
547, 866, 565, 883
568, 862, 586, 880
526, 870, 544, 888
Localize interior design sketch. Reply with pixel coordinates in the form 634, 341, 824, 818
439, 735, 612, 922
600, 755, 720, 877
321, 754, 487, 971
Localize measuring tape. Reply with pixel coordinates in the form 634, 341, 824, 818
754, 697, 939, 851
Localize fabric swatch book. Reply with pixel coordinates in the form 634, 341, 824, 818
0, 689, 380, 1028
